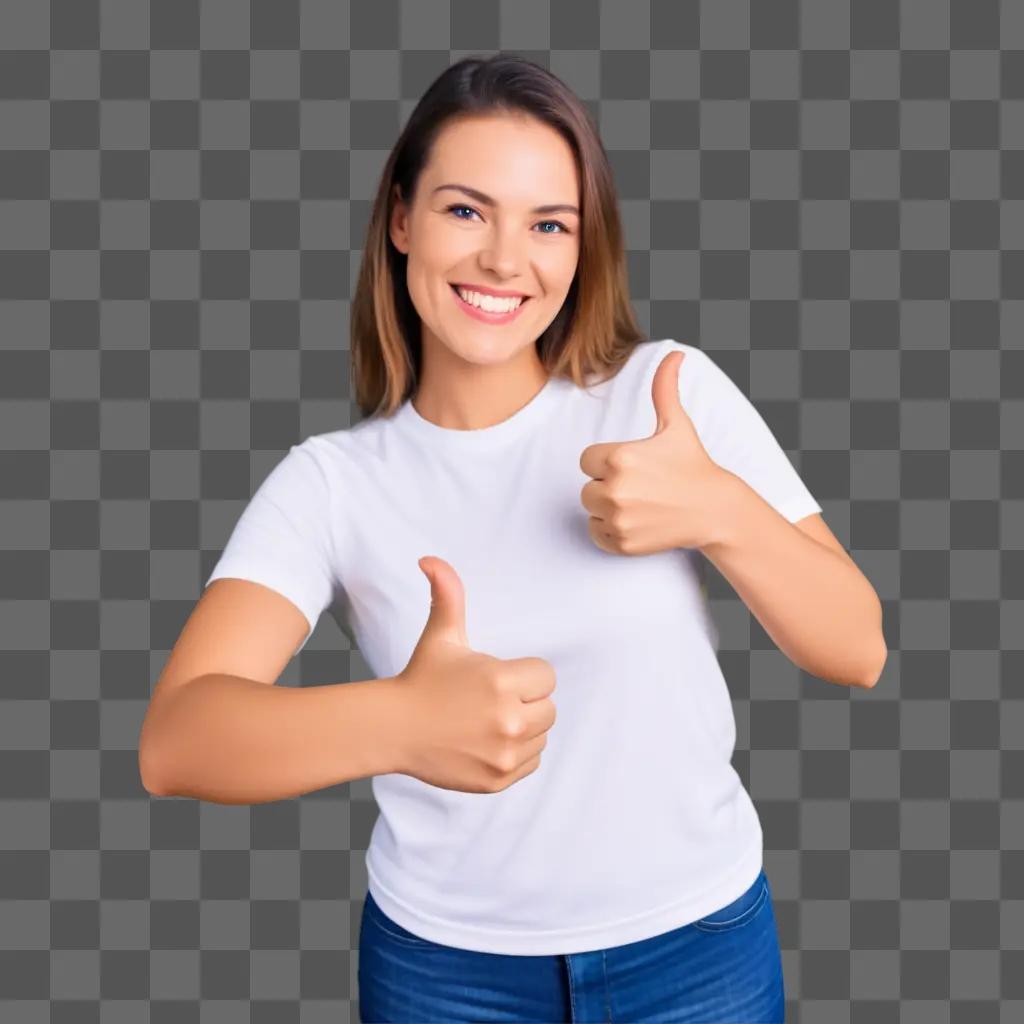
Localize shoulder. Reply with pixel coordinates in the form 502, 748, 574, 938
294, 428, 361, 481
647, 337, 708, 367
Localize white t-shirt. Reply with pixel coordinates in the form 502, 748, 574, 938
205, 338, 821, 955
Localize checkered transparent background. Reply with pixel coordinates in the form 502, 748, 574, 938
2, 0, 1024, 1020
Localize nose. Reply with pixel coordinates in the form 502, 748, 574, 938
476, 221, 528, 280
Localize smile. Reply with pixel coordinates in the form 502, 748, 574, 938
450, 284, 531, 324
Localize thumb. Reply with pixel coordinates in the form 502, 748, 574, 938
417, 555, 470, 647
650, 349, 687, 435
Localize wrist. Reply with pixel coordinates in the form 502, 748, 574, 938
698, 466, 743, 554
377, 674, 417, 777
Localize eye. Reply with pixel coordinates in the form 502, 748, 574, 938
446, 204, 480, 221
444, 204, 571, 235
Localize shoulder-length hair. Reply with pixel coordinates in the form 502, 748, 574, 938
350, 52, 649, 420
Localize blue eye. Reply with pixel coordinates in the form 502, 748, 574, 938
445, 204, 570, 235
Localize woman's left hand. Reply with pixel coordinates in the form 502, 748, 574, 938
579, 350, 734, 557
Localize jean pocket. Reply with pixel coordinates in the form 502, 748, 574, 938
363, 892, 437, 950
693, 872, 769, 934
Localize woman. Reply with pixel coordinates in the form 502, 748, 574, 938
344, 54, 798, 1022
142, 53, 830, 1020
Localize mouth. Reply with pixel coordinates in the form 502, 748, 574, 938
449, 283, 532, 324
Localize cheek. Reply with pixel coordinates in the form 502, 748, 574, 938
422, 219, 471, 259
544, 246, 579, 290
400, 267, 440, 326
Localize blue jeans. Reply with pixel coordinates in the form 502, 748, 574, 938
358, 867, 785, 1023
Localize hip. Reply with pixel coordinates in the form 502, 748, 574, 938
358, 866, 785, 1023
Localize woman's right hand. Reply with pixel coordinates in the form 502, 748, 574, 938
391, 555, 558, 794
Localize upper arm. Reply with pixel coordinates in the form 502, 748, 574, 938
151, 576, 310, 701
674, 343, 859, 573
139, 438, 340, 783
138, 577, 312, 789
676, 342, 822, 526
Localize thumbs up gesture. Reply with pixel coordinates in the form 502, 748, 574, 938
579, 350, 731, 556
391, 555, 558, 794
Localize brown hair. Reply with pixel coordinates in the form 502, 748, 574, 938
349, 52, 649, 420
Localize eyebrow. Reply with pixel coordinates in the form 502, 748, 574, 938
431, 183, 580, 217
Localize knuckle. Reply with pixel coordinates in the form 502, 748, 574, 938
488, 668, 512, 695
607, 448, 630, 472
499, 715, 525, 740
494, 749, 519, 776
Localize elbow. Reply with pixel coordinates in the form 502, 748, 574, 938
138, 716, 174, 797
859, 637, 888, 690
857, 595, 887, 689
138, 745, 168, 797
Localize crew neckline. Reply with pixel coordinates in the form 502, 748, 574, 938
394, 373, 566, 450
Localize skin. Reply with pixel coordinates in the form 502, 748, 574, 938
388, 111, 581, 430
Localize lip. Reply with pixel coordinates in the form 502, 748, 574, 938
450, 283, 531, 325
450, 282, 531, 299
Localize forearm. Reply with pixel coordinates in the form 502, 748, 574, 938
139, 673, 406, 805
700, 472, 886, 688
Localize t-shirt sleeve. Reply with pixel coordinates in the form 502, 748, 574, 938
204, 437, 337, 651
678, 342, 823, 525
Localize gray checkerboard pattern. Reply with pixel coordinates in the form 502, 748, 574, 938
2, 0, 1022, 1020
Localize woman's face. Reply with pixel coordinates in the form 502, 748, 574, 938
389, 112, 581, 369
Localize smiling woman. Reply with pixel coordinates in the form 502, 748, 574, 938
140, 48, 814, 1024
340, 53, 790, 1024
385, 107, 589, 430
349, 53, 649, 429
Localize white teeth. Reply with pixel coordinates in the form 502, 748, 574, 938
455, 287, 524, 313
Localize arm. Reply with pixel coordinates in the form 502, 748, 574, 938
140, 673, 409, 805
700, 470, 887, 689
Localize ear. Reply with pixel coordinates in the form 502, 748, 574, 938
389, 184, 410, 254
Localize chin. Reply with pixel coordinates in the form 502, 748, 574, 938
452, 335, 528, 362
